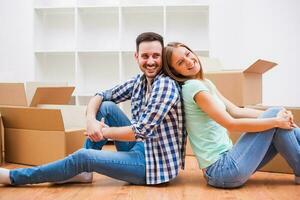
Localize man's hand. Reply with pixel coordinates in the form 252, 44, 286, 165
85, 118, 107, 142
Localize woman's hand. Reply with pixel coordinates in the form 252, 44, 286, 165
276, 109, 295, 129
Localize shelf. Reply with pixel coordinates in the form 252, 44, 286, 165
120, 0, 162, 6
77, 7, 119, 51
77, 52, 120, 94
165, 0, 209, 6
165, 5, 209, 50
77, 0, 119, 7
121, 52, 141, 82
35, 52, 75, 85
194, 49, 210, 56
35, 50, 75, 54
34, 7, 75, 51
121, 6, 164, 51
77, 95, 93, 105
34, 0, 76, 8
77, 50, 119, 53
33, 1, 210, 105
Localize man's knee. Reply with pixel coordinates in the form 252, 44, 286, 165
96, 101, 118, 119
72, 148, 91, 161
98, 101, 117, 113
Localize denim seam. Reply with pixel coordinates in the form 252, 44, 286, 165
85, 158, 146, 168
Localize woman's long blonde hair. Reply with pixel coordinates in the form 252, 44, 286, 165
163, 42, 204, 83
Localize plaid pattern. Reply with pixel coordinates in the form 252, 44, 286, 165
96, 73, 187, 184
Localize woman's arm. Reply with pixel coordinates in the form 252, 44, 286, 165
194, 91, 292, 133
214, 88, 263, 118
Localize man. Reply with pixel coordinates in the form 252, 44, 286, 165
0, 32, 186, 186
84, 32, 186, 185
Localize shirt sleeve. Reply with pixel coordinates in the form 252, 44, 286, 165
184, 79, 209, 103
131, 77, 180, 140
95, 75, 138, 104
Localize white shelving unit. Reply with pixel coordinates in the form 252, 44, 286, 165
33, 0, 210, 114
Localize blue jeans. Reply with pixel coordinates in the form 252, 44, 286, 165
10, 101, 146, 185
204, 107, 300, 188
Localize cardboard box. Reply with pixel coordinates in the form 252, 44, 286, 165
0, 83, 27, 106
0, 113, 4, 164
0, 106, 86, 166
25, 81, 68, 105
0, 83, 74, 107
205, 59, 277, 107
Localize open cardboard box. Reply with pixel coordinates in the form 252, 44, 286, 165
0, 106, 87, 166
0, 82, 87, 165
205, 59, 277, 107
0, 82, 74, 107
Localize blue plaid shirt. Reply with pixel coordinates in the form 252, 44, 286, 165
96, 72, 186, 184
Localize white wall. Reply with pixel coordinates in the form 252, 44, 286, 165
0, 0, 34, 82
210, 0, 300, 106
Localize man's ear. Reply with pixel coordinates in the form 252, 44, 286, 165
134, 52, 138, 62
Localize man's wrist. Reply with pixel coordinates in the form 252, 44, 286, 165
102, 127, 108, 140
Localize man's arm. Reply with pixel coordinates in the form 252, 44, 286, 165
85, 76, 137, 142
85, 95, 105, 141
102, 126, 136, 141
93, 77, 180, 142
85, 96, 136, 142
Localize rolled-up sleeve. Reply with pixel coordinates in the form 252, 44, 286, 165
95, 76, 137, 103
132, 77, 179, 140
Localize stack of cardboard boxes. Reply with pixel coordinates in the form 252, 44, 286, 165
186, 59, 299, 174
0, 83, 87, 166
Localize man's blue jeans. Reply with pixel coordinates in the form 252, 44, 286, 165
10, 101, 146, 185
205, 107, 300, 188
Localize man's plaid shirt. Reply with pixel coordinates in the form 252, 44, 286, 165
96, 72, 187, 184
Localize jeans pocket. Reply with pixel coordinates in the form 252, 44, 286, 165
206, 155, 244, 188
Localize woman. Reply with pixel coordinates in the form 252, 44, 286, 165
163, 42, 300, 188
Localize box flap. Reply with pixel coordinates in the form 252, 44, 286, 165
0, 106, 65, 131
37, 104, 87, 130
244, 59, 277, 74
0, 83, 27, 106
25, 81, 68, 106
30, 87, 75, 107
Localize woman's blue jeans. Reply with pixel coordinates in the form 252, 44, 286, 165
205, 107, 300, 188
10, 101, 146, 185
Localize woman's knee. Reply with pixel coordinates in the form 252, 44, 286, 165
260, 107, 283, 118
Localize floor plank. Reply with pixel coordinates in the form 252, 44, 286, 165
0, 145, 299, 200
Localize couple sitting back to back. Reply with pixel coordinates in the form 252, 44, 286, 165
0, 32, 299, 189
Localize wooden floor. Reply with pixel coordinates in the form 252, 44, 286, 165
1, 148, 300, 200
